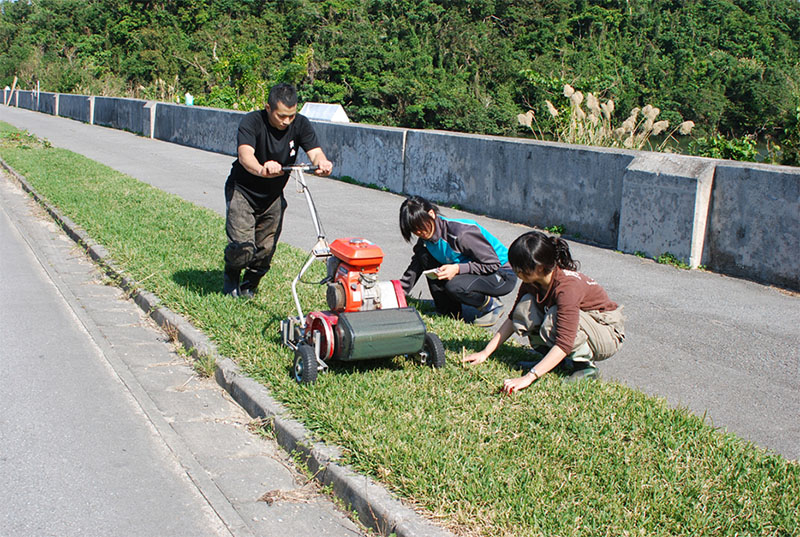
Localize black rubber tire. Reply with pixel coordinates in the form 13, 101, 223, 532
293, 344, 318, 384
420, 332, 446, 368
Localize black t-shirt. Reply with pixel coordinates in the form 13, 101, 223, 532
226, 110, 320, 208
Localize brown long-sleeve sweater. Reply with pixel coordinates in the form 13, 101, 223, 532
511, 267, 619, 354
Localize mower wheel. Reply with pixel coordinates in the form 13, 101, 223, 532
419, 332, 446, 368
293, 344, 318, 384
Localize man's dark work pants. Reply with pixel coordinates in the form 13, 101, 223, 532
224, 187, 286, 275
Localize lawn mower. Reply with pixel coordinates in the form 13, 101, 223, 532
279, 164, 446, 384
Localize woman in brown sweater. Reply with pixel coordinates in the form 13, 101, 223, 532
462, 231, 625, 393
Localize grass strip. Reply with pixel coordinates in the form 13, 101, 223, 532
2, 124, 797, 537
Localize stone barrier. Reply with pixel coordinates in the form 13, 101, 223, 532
6, 93, 799, 290
58, 94, 92, 123
707, 162, 799, 290
153, 103, 242, 156
38, 92, 58, 115
16, 90, 35, 110
93, 97, 148, 135
308, 121, 406, 193
143, 101, 157, 139
618, 153, 716, 268
403, 130, 633, 247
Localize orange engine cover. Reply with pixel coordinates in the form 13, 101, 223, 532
334, 265, 365, 311
329, 238, 383, 273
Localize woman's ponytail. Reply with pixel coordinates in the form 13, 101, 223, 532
509, 231, 580, 274
552, 236, 579, 271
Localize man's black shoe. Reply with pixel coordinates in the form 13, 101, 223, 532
223, 267, 242, 297
240, 269, 266, 297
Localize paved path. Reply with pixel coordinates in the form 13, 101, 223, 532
1, 106, 798, 465
0, 155, 362, 534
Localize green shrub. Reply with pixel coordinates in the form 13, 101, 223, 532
689, 133, 759, 162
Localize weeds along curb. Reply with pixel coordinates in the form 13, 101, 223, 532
0, 158, 454, 537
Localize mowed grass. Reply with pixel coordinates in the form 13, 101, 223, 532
1, 124, 797, 537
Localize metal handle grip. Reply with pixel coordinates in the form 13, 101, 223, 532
281, 163, 319, 172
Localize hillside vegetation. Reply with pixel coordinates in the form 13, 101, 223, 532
1, 0, 799, 162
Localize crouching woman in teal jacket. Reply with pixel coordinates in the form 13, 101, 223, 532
398, 196, 517, 327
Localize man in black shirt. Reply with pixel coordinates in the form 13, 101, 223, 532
223, 83, 332, 297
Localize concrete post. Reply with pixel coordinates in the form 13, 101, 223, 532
617, 153, 716, 268
143, 101, 158, 139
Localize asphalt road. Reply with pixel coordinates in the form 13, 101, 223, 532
1, 106, 797, 463
0, 121, 363, 535
1, 180, 232, 536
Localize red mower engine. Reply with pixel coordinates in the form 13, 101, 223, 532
325, 238, 407, 312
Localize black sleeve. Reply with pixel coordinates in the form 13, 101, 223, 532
236, 111, 259, 149
295, 115, 321, 152
400, 240, 433, 294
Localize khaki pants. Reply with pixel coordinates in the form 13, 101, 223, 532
511, 294, 625, 363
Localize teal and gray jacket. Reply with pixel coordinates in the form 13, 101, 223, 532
400, 215, 510, 293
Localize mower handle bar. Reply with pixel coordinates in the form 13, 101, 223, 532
282, 163, 319, 172
287, 167, 326, 242
287, 163, 329, 326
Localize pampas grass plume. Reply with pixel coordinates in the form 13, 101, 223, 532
519, 85, 693, 151
587, 93, 601, 116
679, 120, 695, 135
621, 117, 636, 133
652, 120, 669, 135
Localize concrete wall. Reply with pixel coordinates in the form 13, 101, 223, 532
16, 90, 35, 110
310, 121, 406, 193
618, 153, 716, 268
38, 92, 57, 115
707, 162, 799, 290
154, 103, 243, 156
404, 130, 632, 247
4, 92, 799, 290
3, 90, 56, 113
94, 97, 147, 135
58, 94, 92, 123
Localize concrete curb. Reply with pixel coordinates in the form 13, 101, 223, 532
0, 158, 453, 537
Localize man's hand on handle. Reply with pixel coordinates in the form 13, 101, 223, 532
262, 160, 284, 177
314, 158, 333, 176
307, 147, 332, 177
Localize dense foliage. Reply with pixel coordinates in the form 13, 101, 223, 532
1, 0, 799, 160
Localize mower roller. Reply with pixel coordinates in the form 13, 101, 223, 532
280, 164, 446, 384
